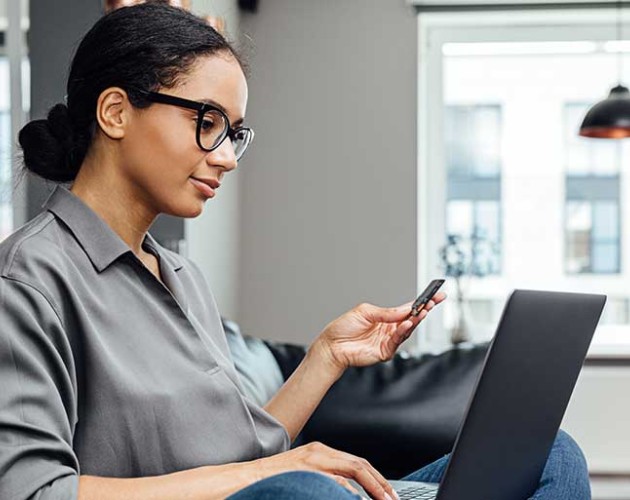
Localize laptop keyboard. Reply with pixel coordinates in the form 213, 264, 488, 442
396, 485, 438, 499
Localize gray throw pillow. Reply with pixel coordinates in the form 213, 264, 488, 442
223, 318, 285, 407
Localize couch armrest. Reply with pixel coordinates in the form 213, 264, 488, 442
264, 340, 489, 479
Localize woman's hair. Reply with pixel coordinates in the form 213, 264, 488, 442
18, 1, 245, 183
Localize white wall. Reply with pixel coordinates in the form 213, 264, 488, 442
562, 363, 630, 499
563, 365, 630, 474
237, 0, 420, 344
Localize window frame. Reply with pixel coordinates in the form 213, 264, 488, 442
417, 8, 630, 356
1, 0, 29, 235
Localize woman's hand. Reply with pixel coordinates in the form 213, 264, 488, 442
313, 294, 446, 371
254, 442, 398, 500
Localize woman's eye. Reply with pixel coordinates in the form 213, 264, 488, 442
200, 119, 215, 131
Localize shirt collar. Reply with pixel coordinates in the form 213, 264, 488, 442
142, 231, 185, 273
43, 185, 184, 273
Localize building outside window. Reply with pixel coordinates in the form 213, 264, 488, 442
564, 102, 621, 275
445, 104, 502, 276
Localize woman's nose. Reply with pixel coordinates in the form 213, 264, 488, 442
207, 137, 238, 171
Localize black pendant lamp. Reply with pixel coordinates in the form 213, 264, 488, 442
580, 1, 630, 139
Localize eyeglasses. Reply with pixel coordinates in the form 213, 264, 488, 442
131, 88, 254, 161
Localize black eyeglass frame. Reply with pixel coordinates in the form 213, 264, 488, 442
131, 88, 254, 159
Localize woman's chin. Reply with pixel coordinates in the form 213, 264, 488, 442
181, 202, 205, 218
161, 199, 206, 219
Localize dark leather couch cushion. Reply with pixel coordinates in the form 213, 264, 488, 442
265, 341, 489, 479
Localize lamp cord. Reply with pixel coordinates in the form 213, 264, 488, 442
618, 0, 624, 85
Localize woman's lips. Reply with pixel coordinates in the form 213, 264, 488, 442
190, 177, 220, 197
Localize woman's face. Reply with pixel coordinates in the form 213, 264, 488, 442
120, 53, 248, 218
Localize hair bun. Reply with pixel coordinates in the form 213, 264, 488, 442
47, 103, 75, 147
18, 103, 81, 182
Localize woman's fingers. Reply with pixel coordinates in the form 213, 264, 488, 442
400, 311, 425, 334
291, 443, 398, 500
359, 292, 447, 326
351, 468, 388, 500
326, 473, 362, 497
423, 292, 447, 312
329, 454, 397, 500
395, 320, 414, 341
354, 456, 396, 499
359, 302, 415, 324
433, 291, 447, 304
388, 312, 425, 349
361, 292, 447, 324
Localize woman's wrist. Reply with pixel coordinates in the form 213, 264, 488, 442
195, 460, 265, 499
263, 337, 346, 441
307, 338, 347, 381
248, 456, 276, 485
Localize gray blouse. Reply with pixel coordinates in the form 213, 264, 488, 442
0, 185, 290, 500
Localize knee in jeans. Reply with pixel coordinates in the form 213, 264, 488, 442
555, 430, 585, 458
553, 430, 588, 472
269, 470, 332, 484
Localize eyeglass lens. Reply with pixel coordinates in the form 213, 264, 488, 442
198, 110, 252, 160
198, 109, 229, 151
231, 128, 252, 160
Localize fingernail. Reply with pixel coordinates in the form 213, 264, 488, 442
384, 493, 393, 500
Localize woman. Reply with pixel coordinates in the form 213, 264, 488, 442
0, 4, 589, 500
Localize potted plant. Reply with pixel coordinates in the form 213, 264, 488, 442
439, 228, 499, 345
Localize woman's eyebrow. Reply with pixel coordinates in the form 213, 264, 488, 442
200, 98, 245, 126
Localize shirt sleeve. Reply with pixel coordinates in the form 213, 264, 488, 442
0, 276, 79, 500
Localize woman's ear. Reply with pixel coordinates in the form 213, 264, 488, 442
95, 87, 129, 140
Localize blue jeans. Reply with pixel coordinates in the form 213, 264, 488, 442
226, 431, 591, 500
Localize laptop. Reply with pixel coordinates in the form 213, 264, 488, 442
350, 289, 606, 500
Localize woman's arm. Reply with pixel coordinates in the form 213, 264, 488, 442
263, 298, 446, 443
263, 339, 344, 442
79, 441, 399, 500
78, 461, 261, 500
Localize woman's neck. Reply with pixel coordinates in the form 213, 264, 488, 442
70, 156, 158, 259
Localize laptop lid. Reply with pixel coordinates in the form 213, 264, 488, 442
437, 290, 606, 500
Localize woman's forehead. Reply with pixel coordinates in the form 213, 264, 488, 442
180, 55, 248, 121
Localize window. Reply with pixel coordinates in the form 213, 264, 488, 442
565, 200, 620, 274
0, 0, 29, 242
445, 105, 502, 275
564, 102, 621, 275
1, 57, 10, 240
418, 11, 630, 352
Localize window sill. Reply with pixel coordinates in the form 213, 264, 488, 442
587, 349, 630, 361
587, 344, 630, 361
418, 322, 630, 360
586, 327, 630, 361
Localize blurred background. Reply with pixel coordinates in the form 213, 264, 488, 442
1, 0, 630, 497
